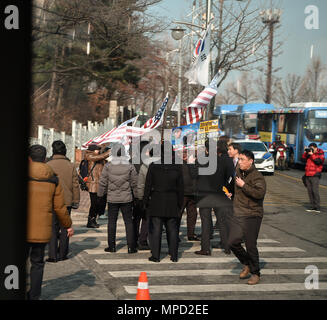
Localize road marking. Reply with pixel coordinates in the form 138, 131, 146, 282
85, 247, 304, 254
124, 282, 327, 294
275, 172, 327, 190
95, 257, 327, 265
109, 269, 327, 278
71, 238, 279, 244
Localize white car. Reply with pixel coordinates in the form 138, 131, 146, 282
234, 139, 275, 175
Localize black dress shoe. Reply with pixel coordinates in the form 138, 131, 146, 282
128, 248, 138, 254
224, 249, 231, 255
188, 235, 200, 241
194, 250, 211, 256
46, 258, 57, 263
170, 257, 178, 262
104, 247, 116, 253
148, 256, 160, 262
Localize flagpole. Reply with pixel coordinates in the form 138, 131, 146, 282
177, 37, 183, 126
205, 0, 212, 121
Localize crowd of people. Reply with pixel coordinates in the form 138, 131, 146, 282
25, 131, 325, 299
26, 137, 267, 300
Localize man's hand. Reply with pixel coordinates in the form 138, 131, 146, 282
188, 154, 196, 164
236, 176, 245, 188
67, 227, 74, 237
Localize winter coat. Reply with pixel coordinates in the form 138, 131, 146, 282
27, 161, 72, 243
302, 148, 325, 177
47, 155, 80, 206
143, 163, 184, 218
97, 156, 138, 203
182, 163, 197, 196
233, 164, 266, 218
84, 149, 110, 193
189, 154, 234, 208
137, 157, 161, 200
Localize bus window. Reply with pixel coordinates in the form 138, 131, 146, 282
305, 110, 327, 143
278, 114, 285, 132
243, 113, 257, 134
283, 114, 298, 134
257, 114, 273, 131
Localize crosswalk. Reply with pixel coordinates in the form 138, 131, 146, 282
70, 213, 327, 299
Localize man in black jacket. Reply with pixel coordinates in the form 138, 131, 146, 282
227, 149, 266, 285
178, 149, 199, 241
190, 139, 234, 256
144, 143, 184, 262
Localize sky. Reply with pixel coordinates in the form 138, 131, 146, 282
149, 0, 327, 86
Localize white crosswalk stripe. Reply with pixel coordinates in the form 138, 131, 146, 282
124, 283, 327, 294
85, 247, 304, 254
109, 269, 327, 277
70, 212, 327, 298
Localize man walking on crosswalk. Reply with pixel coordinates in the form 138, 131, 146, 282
227, 149, 266, 285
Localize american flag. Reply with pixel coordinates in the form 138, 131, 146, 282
142, 93, 169, 129
185, 72, 221, 125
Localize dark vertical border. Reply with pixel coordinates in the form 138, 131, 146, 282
0, 0, 31, 299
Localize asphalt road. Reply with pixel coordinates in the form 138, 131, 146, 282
39, 168, 327, 301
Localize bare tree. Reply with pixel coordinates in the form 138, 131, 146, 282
31, 0, 166, 131
274, 73, 303, 107
299, 57, 327, 102
229, 72, 258, 104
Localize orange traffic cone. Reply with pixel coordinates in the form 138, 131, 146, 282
136, 272, 150, 300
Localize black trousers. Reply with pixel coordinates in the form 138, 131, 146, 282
227, 216, 262, 276
107, 202, 136, 249
199, 208, 215, 251
88, 193, 107, 219
48, 207, 71, 260
177, 196, 198, 238
134, 215, 148, 244
148, 216, 179, 260
215, 207, 232, 250
306, 176, 320, 210
27, 242, 47, 300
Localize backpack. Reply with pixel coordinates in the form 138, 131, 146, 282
79, 160, 89, 179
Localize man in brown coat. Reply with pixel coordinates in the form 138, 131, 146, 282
84, 144, 110, 228
227, 149, 266, 285
46, 140, 80, 262
27, 145, 73, 300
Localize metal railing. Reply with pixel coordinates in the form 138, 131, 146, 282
29, 117, 116, 162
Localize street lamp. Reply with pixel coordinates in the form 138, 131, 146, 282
171, 27, 185, 127
260, 8, 282, 104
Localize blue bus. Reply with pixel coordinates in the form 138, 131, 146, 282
257, 102, 327, 166
213, 103, 275, 137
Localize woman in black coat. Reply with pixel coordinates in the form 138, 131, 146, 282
143, 144, 184, 262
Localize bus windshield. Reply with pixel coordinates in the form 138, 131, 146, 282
305, 110, 327, 143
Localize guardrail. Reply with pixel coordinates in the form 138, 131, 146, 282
29, 117, 116, 162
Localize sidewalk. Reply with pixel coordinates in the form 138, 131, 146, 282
39, 210, 116, 300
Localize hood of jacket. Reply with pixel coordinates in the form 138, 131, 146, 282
29, 161, 55, 180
